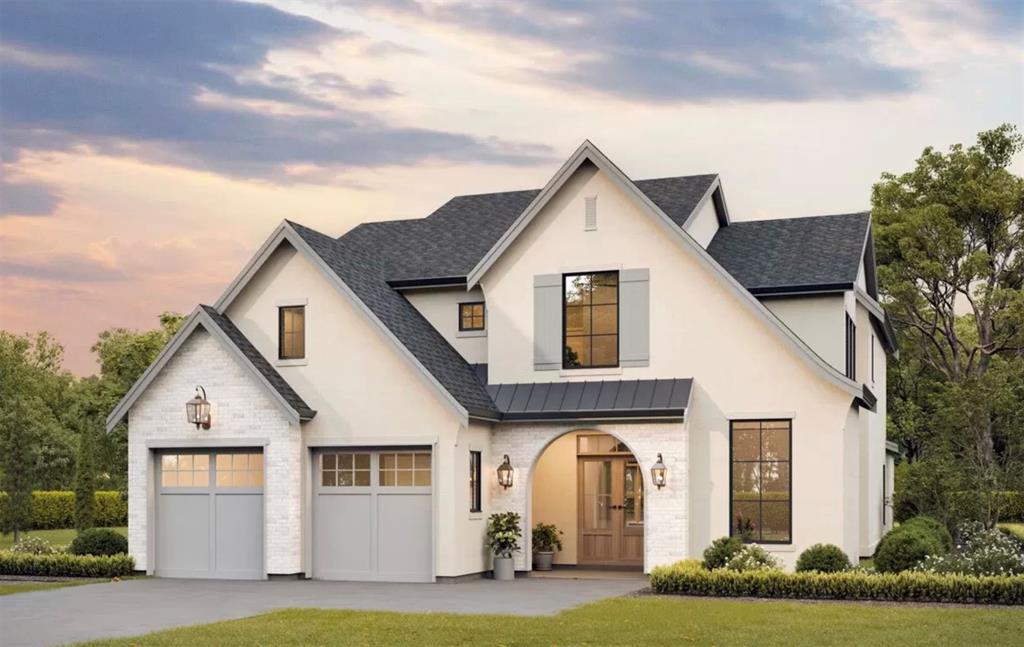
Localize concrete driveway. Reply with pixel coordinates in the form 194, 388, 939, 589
1, 576, 646, 647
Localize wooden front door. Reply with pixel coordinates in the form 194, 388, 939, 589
577, 456, 644, 566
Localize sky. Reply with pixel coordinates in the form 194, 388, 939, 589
1, 0, 1022, 376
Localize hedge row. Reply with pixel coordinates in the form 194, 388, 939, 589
0, 491, 127, 529
0, 552, 134, 578
650, 560, 1024, 605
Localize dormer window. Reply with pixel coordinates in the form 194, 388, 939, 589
279, 305, 305, 360
459, 302, 485, 331
563, 271, 619, 368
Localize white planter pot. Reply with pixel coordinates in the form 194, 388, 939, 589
493, 555, 515, 581
533, 551, 554, 571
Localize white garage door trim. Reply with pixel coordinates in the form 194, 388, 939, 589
154, 448, 265, 580
312, 447, 434, 582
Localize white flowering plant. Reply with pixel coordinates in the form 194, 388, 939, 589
725, 544, 781, 572
915, 521, 1024, 577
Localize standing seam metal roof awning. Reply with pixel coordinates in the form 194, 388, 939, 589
485, 378, 692, 421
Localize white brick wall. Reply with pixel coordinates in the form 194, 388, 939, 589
127, 328, 301, 575
490, 421, 687, 572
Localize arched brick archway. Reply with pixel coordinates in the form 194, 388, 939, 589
490, 420, 687, 572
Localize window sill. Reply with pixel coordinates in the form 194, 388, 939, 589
469, 513, 484, 521
559, 366, 623, 378
757, 543, 795, 552
276, 358, 308, 367
456, 329, 487, 338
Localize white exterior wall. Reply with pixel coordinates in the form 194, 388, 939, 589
223, 244, 485, 578
404, 286, 488, 365
479, 165, 859, 565
763, 295, 846, 372
490, 421, 687, 573
857, 302, 887, 555
127, 328, 299, 575
683, 196, 720, 248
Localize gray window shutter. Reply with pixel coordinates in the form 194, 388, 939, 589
534, 274, 561, 371
619, 268, 650, 367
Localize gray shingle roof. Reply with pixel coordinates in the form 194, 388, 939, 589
706, 212, 870, 293
486, 378, 692, 421
200, 305, 317, 420
286, 177, 871, 419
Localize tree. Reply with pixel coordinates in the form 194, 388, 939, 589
74, 426, 97, 532
873, 124, 1024, 525
91, 312, 184, 391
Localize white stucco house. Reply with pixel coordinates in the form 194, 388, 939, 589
107, 141, 897, 582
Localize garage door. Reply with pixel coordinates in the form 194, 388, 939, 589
313, 448, 432, 582
155, 449, 264, 579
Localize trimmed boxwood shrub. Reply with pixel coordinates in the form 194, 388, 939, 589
875, 526, 943, 573
649, 559, 1024, 605
795, 543, 851, 573
702, 536, 743, 570
0, 491, 127, 529
69, 528, 128, 556
0, 551, 134, 578
902, 516, 954, 553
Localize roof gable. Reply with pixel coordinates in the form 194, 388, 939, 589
106, 306, 315, 432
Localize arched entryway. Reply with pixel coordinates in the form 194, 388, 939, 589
490, 421, 687, 573
531, 431, 645, 569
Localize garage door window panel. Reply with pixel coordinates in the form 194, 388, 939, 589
379, 452, 431, 487
161, 453, 209, 489
215, 452, 264, 489
321, 452, 371, 487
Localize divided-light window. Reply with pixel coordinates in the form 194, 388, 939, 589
563, 271, 618, 369
279, 306, 305, 360
459, 302, 485, 331
730, 420, 791, 543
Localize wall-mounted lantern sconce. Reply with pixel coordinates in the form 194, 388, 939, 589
497, 454, 514, 489
185, 385, 212, 429
651, 453, 667, 489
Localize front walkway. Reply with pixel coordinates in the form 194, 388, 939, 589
0, 576, 646, 647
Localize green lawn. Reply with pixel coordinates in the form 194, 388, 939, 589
0, 579, 103, 596
0, 527, 127, 551
999, 523, 1024, 540
82, 596, 1023, 647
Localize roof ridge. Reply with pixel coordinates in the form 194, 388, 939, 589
731, 211, 870, 225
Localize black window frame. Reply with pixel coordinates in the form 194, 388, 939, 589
729, 419, 792, 545
845, 314, 856, 380
458, 302, 486, 332
469, 450, 482, 513
562, 271, 619, 369
278, 305, 305, 360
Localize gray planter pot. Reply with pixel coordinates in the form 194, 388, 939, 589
533, 551, 554, 571
493, 555, 515, 581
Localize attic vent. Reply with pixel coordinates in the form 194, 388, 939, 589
584, 196, 597, 231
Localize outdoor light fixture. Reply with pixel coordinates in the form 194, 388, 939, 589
497, 454, 514, 489
651, 453, 667, 489
185, 385, 212, 429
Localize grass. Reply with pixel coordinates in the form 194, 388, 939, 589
999, 523, 1024, 540
0, 579, 104, 596
0, 527, 127, 551
82, 596, 1024, 647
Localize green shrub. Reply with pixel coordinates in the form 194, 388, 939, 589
702, 536, 743, 570
10, 536, 60, 555
486, 512, 521, 558
0, 491, 127, 529
875, 527, 943, 573
531, 523, 563, 553
726, 545, 780, 572
903, 516, 954, 552
796, 543, 851, 573
649, 560, 1024, 605
0, 551, 134, 578
69, 528, 128, 556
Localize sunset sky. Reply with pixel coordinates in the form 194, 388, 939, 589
1, 0, 1022, 375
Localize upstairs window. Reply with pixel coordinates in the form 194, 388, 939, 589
563, 271, 618, 369
459, 302, 485, 331
845, 314, 856, 380
278, 305, 305, 360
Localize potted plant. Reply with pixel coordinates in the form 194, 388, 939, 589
532, 523, 563, 571
486, 511, 521, 581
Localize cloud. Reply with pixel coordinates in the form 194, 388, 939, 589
0, 255, 125, 282
0, 0, 553, 181
0, 176, 62, 216
351, 0, 920, 102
